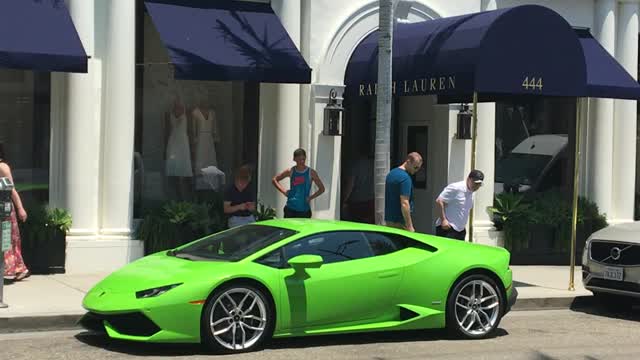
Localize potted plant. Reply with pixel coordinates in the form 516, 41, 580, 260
488, 192, 530, 250
254, 201, 276, 221
45, 207, 72, 273
491, 188, 608, 265
20, 204, 71, 274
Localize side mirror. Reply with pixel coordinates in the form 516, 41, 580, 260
287, 254, 323, 269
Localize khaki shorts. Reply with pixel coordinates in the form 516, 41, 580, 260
385, 221, 406, 230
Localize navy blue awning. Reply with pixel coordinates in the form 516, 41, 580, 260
577, 28, 640, 100
0, 0, 87, 73
144, 0, 311, 83
345, 5, 640, 101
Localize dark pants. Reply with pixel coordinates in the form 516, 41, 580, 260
284, 206, 312, 218
436, 226, 466, 241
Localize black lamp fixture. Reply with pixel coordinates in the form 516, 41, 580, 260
323, 88, 344, 136
456, 103, 472, 140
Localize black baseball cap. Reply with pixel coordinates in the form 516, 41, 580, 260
469, 169, 484, 184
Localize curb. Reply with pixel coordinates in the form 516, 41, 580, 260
512, 295, 598, 311
0, 314, 83, 334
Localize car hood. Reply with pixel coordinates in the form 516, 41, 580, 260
589, 221, 640, 244
93, 252, 232, 293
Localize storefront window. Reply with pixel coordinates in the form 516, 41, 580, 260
495, 98, 573, 194
134, 9, 259, 217
0, 69, 50, 206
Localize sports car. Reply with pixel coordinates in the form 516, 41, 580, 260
81, 219, 517, 353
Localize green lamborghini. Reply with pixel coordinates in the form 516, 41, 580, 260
81, 219, 517, 353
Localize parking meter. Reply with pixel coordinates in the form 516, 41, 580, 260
0, 177, 14, 308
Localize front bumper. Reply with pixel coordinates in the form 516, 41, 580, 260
505, 286, 518, 313
582, 261, 640, 298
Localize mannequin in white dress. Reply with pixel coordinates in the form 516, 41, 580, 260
165, 96, 193, 199
192, 95, 221, 190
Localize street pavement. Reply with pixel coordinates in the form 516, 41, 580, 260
1, 306, 639, 359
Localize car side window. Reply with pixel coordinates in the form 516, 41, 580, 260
255, 248, 284, 268
283, 231, 373, 265
364, 232, 407, 256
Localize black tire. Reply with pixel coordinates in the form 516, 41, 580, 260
446, 274, 505, 339
201, 283, 275, 354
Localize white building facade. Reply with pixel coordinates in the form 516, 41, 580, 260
2, 0, 637, 274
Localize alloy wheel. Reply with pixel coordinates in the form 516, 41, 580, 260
453, 279, 501, 337
209, 288, 268, 351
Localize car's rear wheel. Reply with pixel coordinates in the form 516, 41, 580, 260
446, 274, 504, 339
201, 284, 274, 353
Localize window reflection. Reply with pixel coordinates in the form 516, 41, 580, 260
0, 69, 50, 205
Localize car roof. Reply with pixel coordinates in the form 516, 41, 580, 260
511, 134, 567, 156
256, 219, 402, 236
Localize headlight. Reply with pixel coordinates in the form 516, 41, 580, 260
136, 283, 182, 299
582, 240, 590, 265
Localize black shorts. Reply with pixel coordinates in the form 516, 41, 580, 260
436, 226, 466, 241
284, 206, 312, 219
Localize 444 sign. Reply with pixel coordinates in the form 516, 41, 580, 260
522, 76, 543, 90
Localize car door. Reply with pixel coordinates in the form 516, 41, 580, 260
273, 231, 405, 331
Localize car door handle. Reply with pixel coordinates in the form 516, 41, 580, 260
378, 271, 400, 279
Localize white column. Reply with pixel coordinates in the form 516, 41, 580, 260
612, 0, 639, 223
481, 0, 497, 12
472, 102, 498, 244
99, 0, 136, 238
588, 0, 616, 218
49, 73, 66, 209
300, 0, 312, 154
62, 0, 101, 239
258, 0, 301, 216
472, 0, 498, 246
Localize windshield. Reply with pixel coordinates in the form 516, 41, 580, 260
495, 153, 553, 185
173, 225, 296, 261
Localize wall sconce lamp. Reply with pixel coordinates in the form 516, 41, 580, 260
456, 104, 472, 140
323, 89, 344, 136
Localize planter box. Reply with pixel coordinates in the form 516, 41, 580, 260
508, 222, 593, 266
143, 223, 200, 255
21, 225, 66, 274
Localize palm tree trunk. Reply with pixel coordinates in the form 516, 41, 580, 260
375, 0, 395, 224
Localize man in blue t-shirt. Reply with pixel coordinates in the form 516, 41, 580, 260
384, 152, 423, 232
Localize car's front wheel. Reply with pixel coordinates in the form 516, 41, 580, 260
446, 274, 504, 339
201, 284, 274, 353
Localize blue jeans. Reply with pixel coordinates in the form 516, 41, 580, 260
228, 215, 256, 228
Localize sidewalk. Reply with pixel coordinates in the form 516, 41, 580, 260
510, 266, 591, 310
0, 266, 592, 333
0, 273, 104, 333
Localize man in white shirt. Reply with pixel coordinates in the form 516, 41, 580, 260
434, 170, 484, 240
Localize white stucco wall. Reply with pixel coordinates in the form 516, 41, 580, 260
51, 0, 638, 273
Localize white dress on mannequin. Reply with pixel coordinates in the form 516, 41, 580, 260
165, 112, 193, 177
193, 107, 219, 169
193, 107, 222, 190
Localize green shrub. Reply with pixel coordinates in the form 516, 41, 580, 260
490, 189, 608, 251
254, 201, 276, 221
137, 198, 227, 255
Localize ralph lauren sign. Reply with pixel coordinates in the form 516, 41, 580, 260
358, 76, 457, 97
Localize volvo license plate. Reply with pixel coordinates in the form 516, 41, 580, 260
603, 266, 624, 281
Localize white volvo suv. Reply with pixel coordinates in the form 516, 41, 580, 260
582, 222, 640, 299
